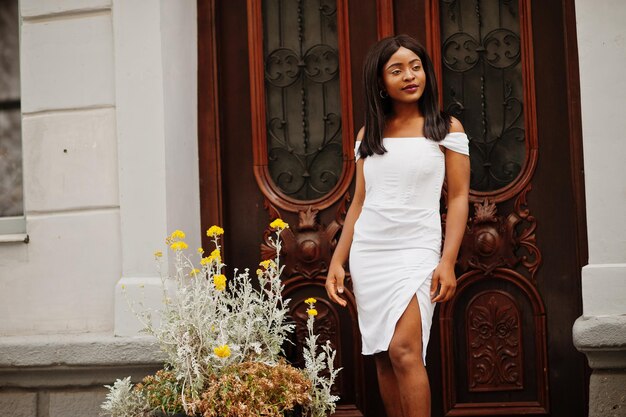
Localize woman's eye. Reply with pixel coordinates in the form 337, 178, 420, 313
413, 66, 421, 71
392, 70, 401, 75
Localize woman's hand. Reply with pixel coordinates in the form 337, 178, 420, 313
326, 262, 348, 307
430, 260, 457, 303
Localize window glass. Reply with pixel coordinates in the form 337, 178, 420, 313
0, 1, 23, 217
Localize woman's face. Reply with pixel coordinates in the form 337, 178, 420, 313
380, 46, 427, 104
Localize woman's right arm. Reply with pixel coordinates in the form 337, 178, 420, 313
326, 135, 366, 307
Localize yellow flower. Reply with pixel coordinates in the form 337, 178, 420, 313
269, 218, 289, 230
307, 308, 318, 317
213, 274, 227, 291
170, 229, 186, 240
190, 268, 200, 276
197, 247, 204, 255
200, 257, 211, 266
170, 241, 188, 251
209, 249, 221, 263
214, 344, 231, 358
121, 284, 126, 290
305, 297, 317, 305
256, 268, 263, 276
259, 259, 275, 269
154, 250, 163, 258
207, 225, 225, 238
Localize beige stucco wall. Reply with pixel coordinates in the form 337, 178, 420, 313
1, 0, 120, 336
1, 0, 199, 415
0, 0, 200, 337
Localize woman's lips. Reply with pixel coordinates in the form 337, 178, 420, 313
402, 85, 419, 93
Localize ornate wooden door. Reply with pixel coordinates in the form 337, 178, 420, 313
198, 1, 588, 416
424, 0, 589, 416
199, 0, 384, 415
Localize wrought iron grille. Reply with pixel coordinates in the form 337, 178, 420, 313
440, 0, 526, 192
263, 0, 343, 201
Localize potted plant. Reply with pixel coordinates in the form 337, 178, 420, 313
101, 220, 340, 417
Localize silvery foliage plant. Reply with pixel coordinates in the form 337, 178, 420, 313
102, 222, 340, 416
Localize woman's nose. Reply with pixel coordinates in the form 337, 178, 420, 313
403, 70, 415, 81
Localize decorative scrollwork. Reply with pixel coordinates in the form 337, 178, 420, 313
319, 0, 337, 17
303, 45, 339, 84
467, 291, 523, 391
442, 30, 520, 73
442, 32, 480, 72
483, 29, 521, 69
457, 190, 541, 282
510, 184, 541, 280
265, 48, 301, 88
458, 199, 516, 275
263, 0, 343, 202
267, 127, 343, 199
265, 45, 340, 87
440, 0, 527, 194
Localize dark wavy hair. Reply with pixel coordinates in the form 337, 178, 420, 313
358, 34, 450, 159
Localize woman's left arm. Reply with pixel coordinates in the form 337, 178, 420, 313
431, 120, 470, 303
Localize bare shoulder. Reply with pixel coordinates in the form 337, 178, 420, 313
356, 126, 365, 141
449, 116, 465, 133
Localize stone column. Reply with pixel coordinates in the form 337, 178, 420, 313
573, 1, 626, 416
112, 0, 200, 336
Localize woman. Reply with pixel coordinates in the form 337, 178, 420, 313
325, 35, 470, 417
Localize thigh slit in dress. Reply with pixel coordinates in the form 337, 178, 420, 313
349, 133, 469, 364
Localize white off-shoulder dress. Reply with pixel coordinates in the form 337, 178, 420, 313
349, 132, 469, 363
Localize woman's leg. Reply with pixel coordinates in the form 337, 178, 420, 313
374, 352, 404, 417
387, 295, 430, 417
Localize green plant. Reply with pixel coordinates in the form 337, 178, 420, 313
102, 220, 340, 417
135, 369, 187, 415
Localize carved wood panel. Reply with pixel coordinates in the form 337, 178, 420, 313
466, 291, 523, 392
441, 270, 549, 415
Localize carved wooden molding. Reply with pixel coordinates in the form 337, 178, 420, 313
457, 185, 541, 283
246, 0, 355, 213
376, 0, 394, 39
425, 0, 443, 109
261, 195, 350, 280
197, 0, 224, 234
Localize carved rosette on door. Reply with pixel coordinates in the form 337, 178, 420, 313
432, 0, 550, 415
246, 0, 365, 415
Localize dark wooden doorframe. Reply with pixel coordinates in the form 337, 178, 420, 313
197, 0, 223, 231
